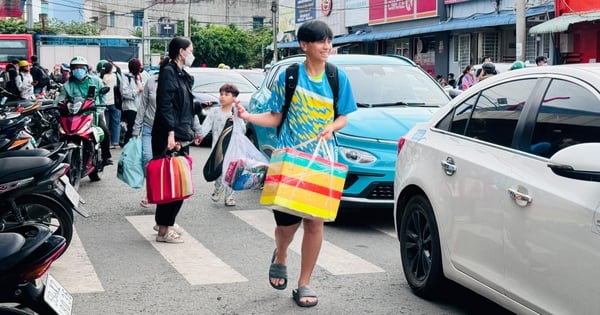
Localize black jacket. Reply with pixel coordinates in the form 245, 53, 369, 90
153, 62, 195, 141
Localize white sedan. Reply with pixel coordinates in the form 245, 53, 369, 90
394, 63, 600, 314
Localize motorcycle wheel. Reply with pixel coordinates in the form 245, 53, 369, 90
67, 144, 82, 191
89, 168, 101, 182
88, 141, 102, 182
0, 194, 74, 250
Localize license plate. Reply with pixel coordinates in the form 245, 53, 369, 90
60, 175, 79, 206
44, 274, 73, 315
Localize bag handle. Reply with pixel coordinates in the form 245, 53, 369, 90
159, 140, 192, 157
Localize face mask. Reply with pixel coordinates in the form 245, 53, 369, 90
184, 52, 195, 67
72, 68, 87, 80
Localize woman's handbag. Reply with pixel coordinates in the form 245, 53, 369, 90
116, 137, 145, 189
146, 149, 194, 204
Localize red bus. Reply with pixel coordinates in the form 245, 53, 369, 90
0, 34, 34, 70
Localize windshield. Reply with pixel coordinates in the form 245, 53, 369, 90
339, 64, 449, 107
237, 71, 265, 88
192, 72, 257, 94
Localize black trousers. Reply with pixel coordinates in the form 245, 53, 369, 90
122, 110, 137, 146
98, 113, 111, 160
151, 128, 190, 226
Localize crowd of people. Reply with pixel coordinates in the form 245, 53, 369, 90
0, 20, 345, 309
435, 55, 550, 92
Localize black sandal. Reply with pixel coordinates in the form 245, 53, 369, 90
268, 249, 287, 290
292, 286, 318, 307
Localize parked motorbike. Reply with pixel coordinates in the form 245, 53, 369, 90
57, 86, 110, 190
0, 223, 71, 315
0, 147, 89, 249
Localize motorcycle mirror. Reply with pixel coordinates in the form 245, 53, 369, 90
86, 86, 96, 99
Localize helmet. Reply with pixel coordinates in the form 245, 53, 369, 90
19, 60, 29, 67
482, 62, 495, 73
70, 56, 88, 67
96, 59, 107, 73
510, 60, 525, 70
61, 63, 70, 71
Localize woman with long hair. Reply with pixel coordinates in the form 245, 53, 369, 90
151, 37, 201, 243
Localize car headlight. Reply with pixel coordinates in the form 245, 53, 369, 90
339, 147, 376, 164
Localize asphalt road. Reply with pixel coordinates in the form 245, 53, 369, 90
48, 145, 513, 315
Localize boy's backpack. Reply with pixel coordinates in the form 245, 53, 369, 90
277, 62, 339, 136
114, 71, 123, 110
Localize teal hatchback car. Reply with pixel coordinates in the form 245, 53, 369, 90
246, 54, 451, 209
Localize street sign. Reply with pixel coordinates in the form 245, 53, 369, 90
157, 23, 177, 36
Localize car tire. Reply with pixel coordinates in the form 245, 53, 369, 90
399, 195, 445, 299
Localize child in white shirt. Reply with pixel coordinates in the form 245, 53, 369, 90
198, 83, 245, 206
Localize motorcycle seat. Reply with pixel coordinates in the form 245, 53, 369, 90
0, 156, 54, 183
0, 233, 25, 261
0, 148, 51, 159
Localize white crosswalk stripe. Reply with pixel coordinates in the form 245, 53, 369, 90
50, 228, 104, 294
231, 209, 385, 275
126, 215, 248, 285
49, 209, 387, 293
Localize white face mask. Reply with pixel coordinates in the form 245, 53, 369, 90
184, 52, 195, 67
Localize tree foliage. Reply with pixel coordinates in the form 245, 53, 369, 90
191, 24, 251, 68
0, 18, 99, 35
0, 17, 274, 68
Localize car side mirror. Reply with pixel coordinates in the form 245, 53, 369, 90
548, 143, 600, 182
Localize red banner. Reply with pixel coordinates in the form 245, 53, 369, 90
0, 0, 23, 18
369, 0, 437, 25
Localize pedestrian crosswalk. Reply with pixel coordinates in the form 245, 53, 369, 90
50, 209, 393, 294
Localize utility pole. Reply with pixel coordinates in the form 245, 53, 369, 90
143, 17, 150, 66
515, 0, 526, 61
271, 0, 278, 63
185, 0, 192, 37
26, 0, 33, 32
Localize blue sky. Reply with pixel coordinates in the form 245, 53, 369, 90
49, 0, 83, 22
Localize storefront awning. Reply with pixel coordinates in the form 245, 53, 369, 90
529, 11, 600, 34
333, 5, 553, 45
277, 41, 300, 49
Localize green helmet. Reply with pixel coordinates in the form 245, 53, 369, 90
510, 60, 525, 70
96, 59, 107, 73
70, 56, 88, 67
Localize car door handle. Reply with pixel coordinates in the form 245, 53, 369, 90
508, 188, 532, 206
441, 157, 456, 176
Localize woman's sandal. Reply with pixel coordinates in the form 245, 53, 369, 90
269, 249, 287, 290
153, 224, 185, 235
156, 230, 184, 243
292, 286, 318, 308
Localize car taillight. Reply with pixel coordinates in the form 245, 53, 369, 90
21, 242, 66, 281
397, 137, 406, 154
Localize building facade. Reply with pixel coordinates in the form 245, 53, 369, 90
530, 0, 600, 64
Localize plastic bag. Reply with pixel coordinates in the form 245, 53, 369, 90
117, 137, 145, 189
222, 113, 269, 190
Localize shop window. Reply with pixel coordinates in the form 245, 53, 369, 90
458, 34, 470, 70
482, 32, 498, 63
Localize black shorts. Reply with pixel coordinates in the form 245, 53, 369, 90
273, 209, 302, 226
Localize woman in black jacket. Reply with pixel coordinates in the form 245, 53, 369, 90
152, 36, 200, 243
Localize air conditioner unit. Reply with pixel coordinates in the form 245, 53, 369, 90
560, 33, 574, 53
